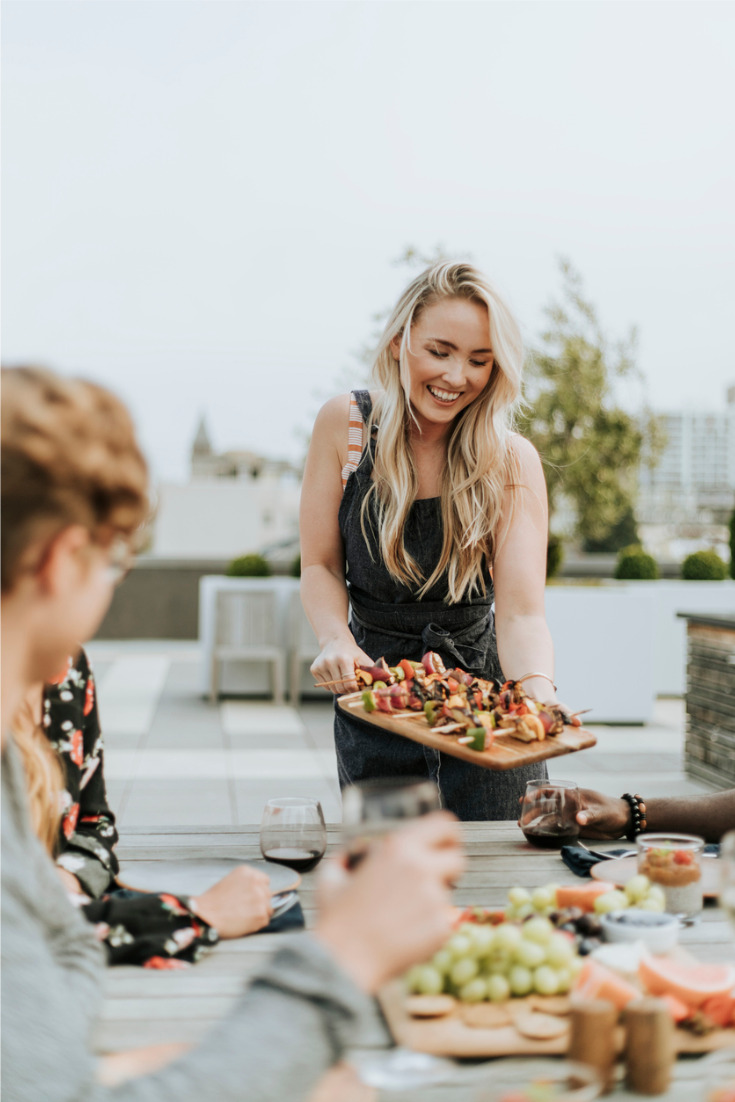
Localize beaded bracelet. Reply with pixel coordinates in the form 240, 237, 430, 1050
621, 792, 648, 841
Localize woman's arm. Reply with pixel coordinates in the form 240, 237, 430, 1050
48, 651, 119, 898
300, 396, 373, 696
492, 436, 557, 704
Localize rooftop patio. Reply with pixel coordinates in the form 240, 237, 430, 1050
87, 640, 716, 832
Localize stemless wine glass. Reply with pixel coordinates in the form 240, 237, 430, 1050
259, 797, 327, 873
519, 779, 580, 849
720, 831, 735, 938
341, 776, 441, 867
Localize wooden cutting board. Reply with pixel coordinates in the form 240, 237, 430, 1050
379, 979, 735, 1057
337, 696, 596, 771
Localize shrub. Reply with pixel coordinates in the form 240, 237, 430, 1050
614, 545, 659, 580
681, 549, 727, 581
290, 554, 301, 578
546, 534, 564, 580
226, 553, 272, 578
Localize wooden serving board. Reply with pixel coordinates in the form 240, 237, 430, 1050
337, 696, 596, 771
379, 979, 735, 1058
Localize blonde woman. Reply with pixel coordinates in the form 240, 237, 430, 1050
1, 365, 463, 1100
301, 261, 557, 819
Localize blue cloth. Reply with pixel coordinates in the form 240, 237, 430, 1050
264, 898, 305, 933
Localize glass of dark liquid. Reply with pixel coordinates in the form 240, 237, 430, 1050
342, 777, 441, 868
520, 779, 580, 849
260, 797, 327, 873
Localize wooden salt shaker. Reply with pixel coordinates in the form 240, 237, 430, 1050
568, 999, 619, 1094
624, 998, 675, 1095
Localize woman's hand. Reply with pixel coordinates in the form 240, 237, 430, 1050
310, 637, 374, 696
191, 866, 273, 938
575, 789, 631, 840
313, 813, 465, 994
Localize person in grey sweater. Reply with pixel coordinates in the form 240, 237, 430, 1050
1, 366, 465, 1102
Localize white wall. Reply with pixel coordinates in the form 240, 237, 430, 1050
152, 478, 299, 559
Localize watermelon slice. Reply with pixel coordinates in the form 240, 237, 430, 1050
639, 955, 735, 1009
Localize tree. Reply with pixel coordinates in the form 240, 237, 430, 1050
517, 259, 664, 546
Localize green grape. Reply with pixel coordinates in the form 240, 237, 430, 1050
508, 965, 533, 996
515, 903, 535, 921
404, 965, 424, 993
638, 896, 666, 912
555, 967, 572, 993
472, 926, 497, 956
432, 948, 453, 974
459, 977, 487, 1003
545, 932, 576, 968
487, 974, 511, 1002
624, 874, 650, 903
522, 916, 554, 945
450, 957, 479, 987
485, 951, 512, 975
646, 885, 666, 908
495, 924, 523, 953
514, 939, 546, 969
593, 889, 628, 915
415, 965, 444, 995
569, 955, 584, 979
533, 965, 559, 996
531, 886, 556, 912
447, 934, 473, 960
508, 887, 531, 906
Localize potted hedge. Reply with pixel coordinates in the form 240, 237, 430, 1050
226, 553, 272, 578
614, 545, 659, 581
680, 549, 727, 581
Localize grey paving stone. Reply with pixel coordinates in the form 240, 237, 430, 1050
232, 778, 342, 824
119, 779, 234, 828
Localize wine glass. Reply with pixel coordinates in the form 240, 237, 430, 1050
259, 797, 327, 873
341, 776, 441, 868
720, 831, 735, 938
519, 779, 580, 849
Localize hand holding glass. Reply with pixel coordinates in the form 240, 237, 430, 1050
520, 779, 580, 848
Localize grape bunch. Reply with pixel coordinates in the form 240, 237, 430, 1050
405, 915, 583, 1004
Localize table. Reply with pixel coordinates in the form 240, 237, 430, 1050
98, 823, 735, 1100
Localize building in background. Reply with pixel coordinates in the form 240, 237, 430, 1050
637, 386, 735, 560
151, 416, 301, 562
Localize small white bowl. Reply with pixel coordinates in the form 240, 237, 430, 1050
599, 909, 680, 954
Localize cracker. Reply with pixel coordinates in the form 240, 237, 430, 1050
528, 995, 572, 1017
405, 994, 456, 1019
514, 1011, 570, 1040
460, 1002, 514, 1029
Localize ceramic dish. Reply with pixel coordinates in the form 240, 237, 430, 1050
599, 909, 680, 953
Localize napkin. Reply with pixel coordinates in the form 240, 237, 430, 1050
561, 843, 720, 878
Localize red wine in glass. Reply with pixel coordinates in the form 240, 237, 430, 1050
261, 847, 324, 873
520, 779, 580, 849
260, 798, 327, 873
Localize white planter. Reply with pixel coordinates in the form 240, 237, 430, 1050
545, 586, 658, 723
199, 576, 299, 696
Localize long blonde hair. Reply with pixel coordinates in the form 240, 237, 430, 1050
11, 691, 64, 857
363, 261, 523, 602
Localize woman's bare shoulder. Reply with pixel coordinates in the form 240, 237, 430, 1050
508, 431, 542, 471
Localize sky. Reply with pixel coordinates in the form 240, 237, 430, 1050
2, 0, 734, 483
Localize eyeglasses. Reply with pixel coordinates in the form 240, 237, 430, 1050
102, 535, 135, 586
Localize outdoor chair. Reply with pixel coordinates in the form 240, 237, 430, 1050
210, 589, 285, 703
288, 589, 321, 703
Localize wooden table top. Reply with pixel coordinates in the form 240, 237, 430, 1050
98, 823, 735, 1100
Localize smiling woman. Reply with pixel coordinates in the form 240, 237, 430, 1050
300, 260, 559, 820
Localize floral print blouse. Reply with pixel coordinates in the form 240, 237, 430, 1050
44, 651, 218, 967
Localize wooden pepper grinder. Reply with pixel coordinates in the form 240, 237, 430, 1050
568, 999, 619, 1094
624, 998, 675, 1095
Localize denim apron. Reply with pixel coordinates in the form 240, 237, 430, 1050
334, 390, 548, 821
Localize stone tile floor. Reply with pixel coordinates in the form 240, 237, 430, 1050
87, 641, 714, 829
